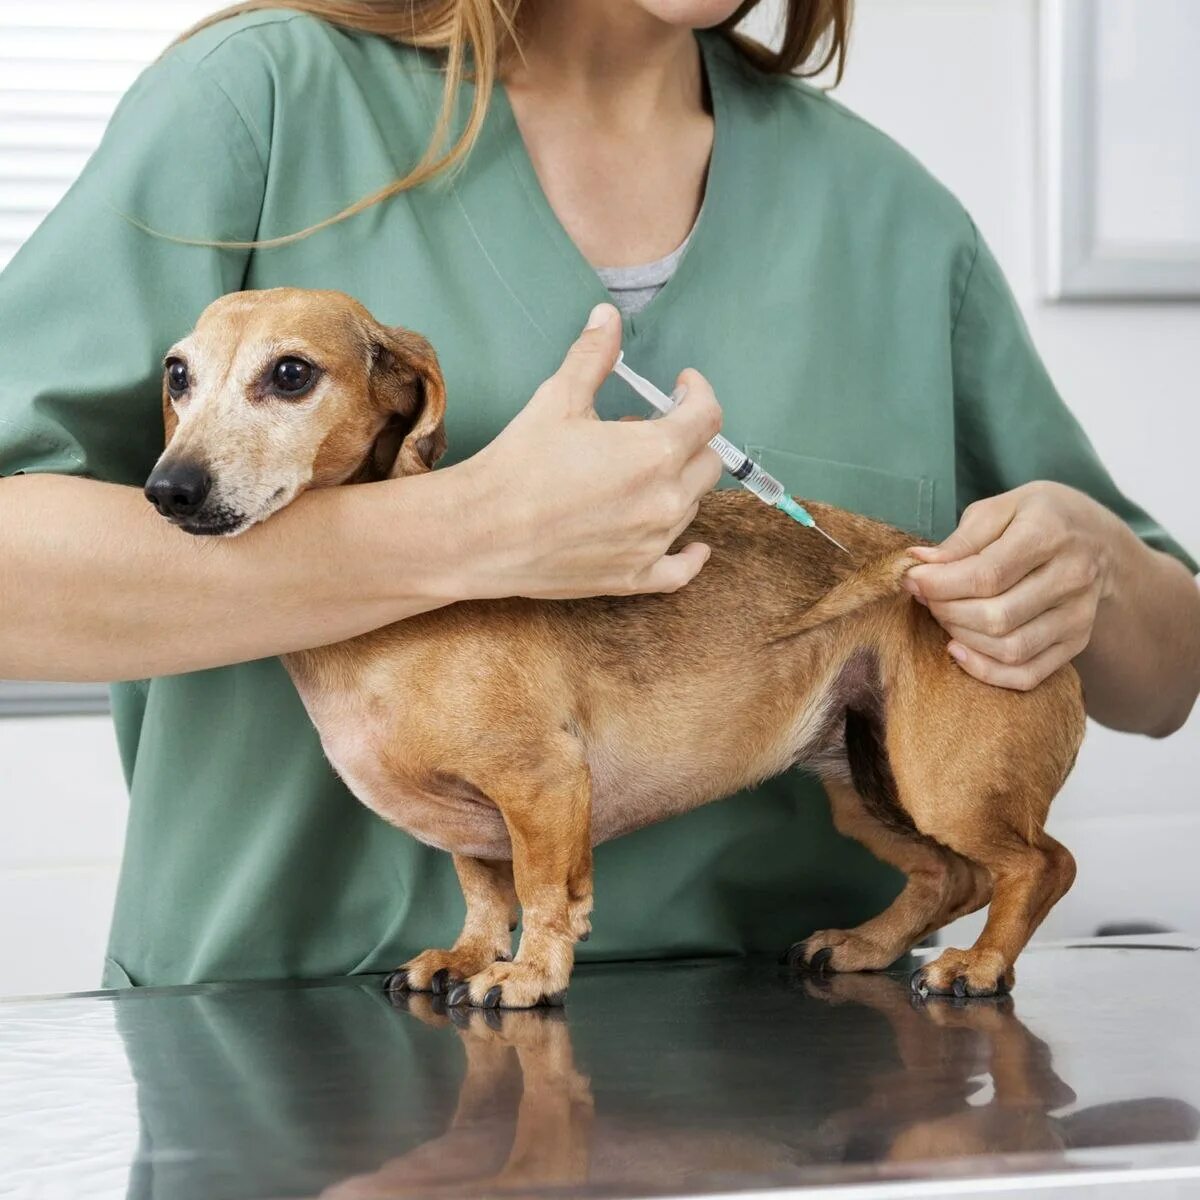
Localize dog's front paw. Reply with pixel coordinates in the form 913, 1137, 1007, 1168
910, 947, 1014, 999
444, 961, 569, 1010
384, 940, 512, 997
783, 929, 901, 974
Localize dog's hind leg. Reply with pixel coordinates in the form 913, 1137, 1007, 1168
385, 856, 518, 996
785, 778, 990, 973
888, 659, 1081, 997
448, 733, 593, 1010
909, 821, 1075, 998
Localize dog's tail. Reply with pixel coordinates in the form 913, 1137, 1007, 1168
773, 550, 919, 643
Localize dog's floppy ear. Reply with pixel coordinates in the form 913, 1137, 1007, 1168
364, 325, 448, 479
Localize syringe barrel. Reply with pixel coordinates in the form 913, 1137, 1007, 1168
610, 358, 790, 508
708, 435, 786, 505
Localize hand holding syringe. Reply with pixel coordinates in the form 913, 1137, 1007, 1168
612, 354, 850, 555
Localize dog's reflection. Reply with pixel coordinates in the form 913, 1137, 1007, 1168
321, 973, 1198, 1198
323, 1000, 592, 1198
321, 997, 795, 1198
790, 971, 1188, 1164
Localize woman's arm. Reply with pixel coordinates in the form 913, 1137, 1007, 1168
0, 472, 450, 682
1, 307, 723, 682
1080, 516, 1200, 735
904, 482, 1200, 736
923, 221, 1199, 734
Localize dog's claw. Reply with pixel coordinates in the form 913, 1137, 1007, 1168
910, 969, 929, 997
383, 969, 409, 994
446, 982, 471, 1007
482, 985, 503, 1009
430, 968, 451, 995
782, 941, 807, 969
811, 947, 834, 973
542, 989, 567, 1007
952, 975, 968, 998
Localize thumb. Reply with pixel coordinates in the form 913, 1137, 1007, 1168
551, 302, 622, 415
909, 495, 1015, 564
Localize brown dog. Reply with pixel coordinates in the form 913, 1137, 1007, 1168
145, 288, 1083, 1008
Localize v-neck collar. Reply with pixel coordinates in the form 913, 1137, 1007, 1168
448, 32, 742, 349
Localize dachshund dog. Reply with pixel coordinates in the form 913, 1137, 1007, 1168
145, 288, 1083, 1008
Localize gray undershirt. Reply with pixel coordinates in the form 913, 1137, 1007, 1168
595, 225, 695, 317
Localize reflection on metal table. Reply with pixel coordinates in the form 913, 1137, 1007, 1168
3, 938, 1200, 1199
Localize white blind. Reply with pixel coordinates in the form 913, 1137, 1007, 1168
0, 0, 215, 269
0, 2, 214, 714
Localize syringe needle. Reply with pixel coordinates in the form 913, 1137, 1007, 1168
812, 522, 852, 557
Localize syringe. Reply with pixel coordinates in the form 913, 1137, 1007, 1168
611, 353, 851, 556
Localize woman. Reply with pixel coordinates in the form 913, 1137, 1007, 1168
0, 0, 1196, 989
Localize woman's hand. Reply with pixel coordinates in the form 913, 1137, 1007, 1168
451, 302, 724, 601
903, 482, 1125, 691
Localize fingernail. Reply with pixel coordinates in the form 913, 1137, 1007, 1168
669, 384, 687, 407
585, 303, 612, 330
902, 576, 922, 597
948, 642, 967, 663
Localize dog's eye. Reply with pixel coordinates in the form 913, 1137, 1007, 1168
271, 357, 316, 396
166, 358, 189, 399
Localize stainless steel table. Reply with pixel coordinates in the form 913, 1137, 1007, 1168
4, 938, 1199, 1199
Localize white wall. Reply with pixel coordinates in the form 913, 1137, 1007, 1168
1, 0, 1198, 995
0, 718, 128, 995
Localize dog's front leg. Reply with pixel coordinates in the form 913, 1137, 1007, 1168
385, 856, 517, 995
448, 741, 593, 1009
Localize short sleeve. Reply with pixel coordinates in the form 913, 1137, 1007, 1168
0, 49, 266, 486
951, 220, 1198, 575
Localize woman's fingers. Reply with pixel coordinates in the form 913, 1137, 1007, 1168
469, 319, 727, 601
941, 592, 1095, 668
902, 482, 1116, 691
926, 558, 1071, 638
679, 439, 725, 499
908, 494, 1016, 565
546, 302, 622, 415
634, 541, 712, 594
659, 369, 724, 458
946, 635, 1083, 692
907, 515, 1055, 603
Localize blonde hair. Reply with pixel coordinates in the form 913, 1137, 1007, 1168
175, 0, 853, 246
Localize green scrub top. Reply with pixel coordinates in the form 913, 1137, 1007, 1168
0, 11, 1194, 989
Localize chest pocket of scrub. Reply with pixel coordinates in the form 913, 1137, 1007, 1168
745, 447, 934, 541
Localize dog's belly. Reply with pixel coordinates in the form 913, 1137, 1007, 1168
287, 648, 850, 861
290, 679, 514, 859
339, 763, 512, 859
585, 677, 847, 844
327, 742, 514, 859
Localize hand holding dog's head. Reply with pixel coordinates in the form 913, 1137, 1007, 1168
145, 288, 447, 536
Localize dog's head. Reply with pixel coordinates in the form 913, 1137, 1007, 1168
144, 288, 446, 536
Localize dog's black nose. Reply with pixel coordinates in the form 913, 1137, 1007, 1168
144, 463, 212, 518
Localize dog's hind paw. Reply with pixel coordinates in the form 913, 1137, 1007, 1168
910, 948, 1014, 999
